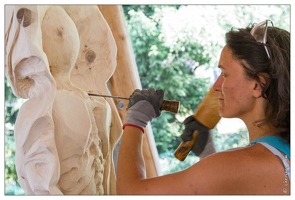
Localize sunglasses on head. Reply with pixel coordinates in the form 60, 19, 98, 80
250, 19, 274, 59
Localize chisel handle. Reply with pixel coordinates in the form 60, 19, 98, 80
160, 100, 179, 114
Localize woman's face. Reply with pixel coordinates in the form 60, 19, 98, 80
213, 45, 258, 120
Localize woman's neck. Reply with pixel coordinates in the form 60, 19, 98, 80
245, 121, 279, 142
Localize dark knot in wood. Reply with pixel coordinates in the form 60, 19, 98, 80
85, 50, 96, 64
17, 8, 32, 27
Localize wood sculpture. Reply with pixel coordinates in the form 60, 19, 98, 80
5, 5, 122, 194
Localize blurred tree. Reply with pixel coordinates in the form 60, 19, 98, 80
4, 77, 24, 194
123, 6, 211, 154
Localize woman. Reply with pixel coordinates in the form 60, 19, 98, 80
116, 20, 290, 194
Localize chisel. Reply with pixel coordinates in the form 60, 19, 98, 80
88, 93, 180, 114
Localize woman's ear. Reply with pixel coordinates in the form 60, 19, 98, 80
253, 74, 267, 98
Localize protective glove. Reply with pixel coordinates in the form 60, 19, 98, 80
123, 88, 164, 133
181, 115, 216, 159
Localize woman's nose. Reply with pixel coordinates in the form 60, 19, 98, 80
212, 75, 222, 92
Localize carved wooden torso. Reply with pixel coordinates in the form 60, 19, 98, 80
5, 5, 122, 194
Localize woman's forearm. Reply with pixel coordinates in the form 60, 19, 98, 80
116, 126, 146, 194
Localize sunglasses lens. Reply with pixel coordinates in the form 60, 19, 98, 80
250, 20, 273, 59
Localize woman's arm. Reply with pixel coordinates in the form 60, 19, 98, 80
116, 125, 198, 194
116, 126, 146, 194
115, 88, 206, 194
116, 124, 230, 194
116, 135, 274, 195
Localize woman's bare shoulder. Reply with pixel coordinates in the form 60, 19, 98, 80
181, 144, 285, 194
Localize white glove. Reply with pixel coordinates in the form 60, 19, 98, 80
123, 88, 164, 132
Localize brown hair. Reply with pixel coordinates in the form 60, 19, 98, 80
225, 23, 290, 143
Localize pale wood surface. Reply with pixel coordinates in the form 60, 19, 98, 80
5, 5, 122, 194
5, 5, 62, 194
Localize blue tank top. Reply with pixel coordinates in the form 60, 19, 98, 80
249, 136, 290, 180
249, 136, 290, 159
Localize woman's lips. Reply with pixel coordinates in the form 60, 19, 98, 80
218, 97, 224, 105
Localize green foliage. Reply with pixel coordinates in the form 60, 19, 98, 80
4, 77, 24, 194
5, 134, 17, 180
123, 6, 211, 154
5, 78, 18, 180
213, 128, 249, 152
123, 5, 181, 20
159, 153, 199, 174
5, 78, 19, 124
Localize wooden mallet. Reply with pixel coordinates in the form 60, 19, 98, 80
174, 88, 220, 161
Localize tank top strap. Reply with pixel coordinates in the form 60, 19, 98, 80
257, 142, 290, 180
249, 136, 290, 159
249, 136, 290, 181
